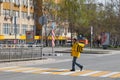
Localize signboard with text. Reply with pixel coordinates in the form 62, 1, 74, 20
26, 31, 34, 44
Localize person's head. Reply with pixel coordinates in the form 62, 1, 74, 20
73, 38, 77, 43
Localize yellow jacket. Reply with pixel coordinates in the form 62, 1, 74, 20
71, 42, 85, 58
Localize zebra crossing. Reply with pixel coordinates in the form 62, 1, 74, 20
0, 66, 120, 78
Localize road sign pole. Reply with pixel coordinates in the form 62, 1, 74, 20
39, 16, 47, 57
91, 26, 93, 48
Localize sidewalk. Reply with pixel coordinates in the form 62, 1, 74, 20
83, 48, 120, 54
0, 58, 56, 67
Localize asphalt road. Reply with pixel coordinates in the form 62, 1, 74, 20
0, 48, 120, 80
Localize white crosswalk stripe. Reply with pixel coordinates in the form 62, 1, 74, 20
0, 66, 19, 69
22, 69, 40, 73
100, 72, 120, 77
80, 71, 101, 76
4, 68, 31, 72
41, 72, 52, 74
60, 70, 80, 75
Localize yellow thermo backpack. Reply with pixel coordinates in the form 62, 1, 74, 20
77, 43, 85, 52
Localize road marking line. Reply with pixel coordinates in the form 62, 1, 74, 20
90, 71, 110, 77
0, 66, 19, 69
32, 68, 56, 74
70, 70, 93, 76
50, 69, 69, 75
109, 73, 120, 78
0, 66, 20, 71
101, 72, 120, 77
41, 72, 51, 74
21, 67, 50, 73
60, 70, 80, 75
4, 68, 33, 72
80, 71, 101, 76
41, 68, 59, 74
22, 69, 42, 73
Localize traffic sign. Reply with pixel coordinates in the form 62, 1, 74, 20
52, 22, 56, 29
39, 16, 47, 26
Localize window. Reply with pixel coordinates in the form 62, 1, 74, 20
3, 10, 6, 16
30, 25, 34, 31
21, 0, 24, 5
13, 11, 16, 16
24, 12, 27, 18
22, 25, 27, 34
12, 0, 14, 3
6, 0, 10, 2
30, 13, 33, 19
3, 10, 9, 16
23, 0, 27, 5
16, 11, 19, 18
21, 12, 27, 19
13, 24, 19, 34
3, 23, 10, 35
30, 0, 33, 6
6, 10, 10, 16
2, 0, 5, 2
21, 12, 24, 18
15, 0, 19, 5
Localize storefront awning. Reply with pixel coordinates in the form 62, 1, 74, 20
0, 35, 4, 40
20, 35, 41, 40
47, 36, 66, 40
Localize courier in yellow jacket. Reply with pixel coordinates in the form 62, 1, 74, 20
70, 38, 85, 71
71, 41, 85, 58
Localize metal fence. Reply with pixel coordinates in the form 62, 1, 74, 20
0, 44, 42, 62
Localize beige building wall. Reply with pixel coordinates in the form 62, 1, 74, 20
0, 0, 34, 42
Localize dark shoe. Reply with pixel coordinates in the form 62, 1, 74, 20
80, 66, 83, 71
70, 69, 75, 71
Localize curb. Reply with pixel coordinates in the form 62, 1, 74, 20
0, 58, 56, 67
55, 49, 120, 54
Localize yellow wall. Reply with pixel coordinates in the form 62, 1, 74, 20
3, 2, 34, 13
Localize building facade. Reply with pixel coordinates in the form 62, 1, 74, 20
0, 0, 35, 44
0, 0, 70, 46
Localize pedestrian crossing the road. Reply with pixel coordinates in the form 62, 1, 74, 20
0, 66, 120, 78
